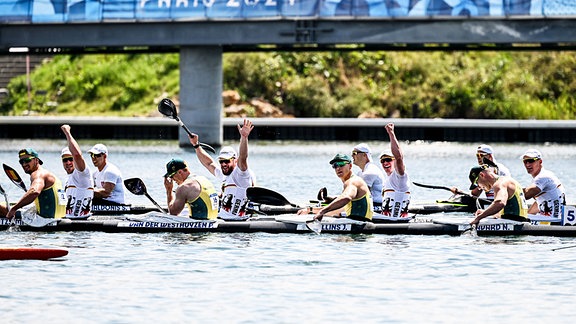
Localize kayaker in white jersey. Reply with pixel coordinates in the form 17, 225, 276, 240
352, 143, 384, 212
379, 123, 411, 218
521, 148, 566, 219
61, 124, 94, 219
89, 143, 125, 205
190, 119, 256, 220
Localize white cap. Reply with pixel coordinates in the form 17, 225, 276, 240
477, 144, 493, 155
88, 143, 108, 155
521, 149, 542, 160
218, 146, 237, 159
61, 147, 72, 156
353, 143, 372, 162
379, 150, 394, 159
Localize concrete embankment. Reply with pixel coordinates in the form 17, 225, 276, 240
1, 116, 575, 144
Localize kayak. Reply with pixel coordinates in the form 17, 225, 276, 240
2, 211, 576, 237
246, 187, 490, 216
0, 247, 68, 260
409, 195, 489, 215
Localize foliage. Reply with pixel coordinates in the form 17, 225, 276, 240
3, 51, 576, 119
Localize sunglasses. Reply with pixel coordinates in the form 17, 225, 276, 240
476, 153, 489, 158
219, 159, 232, 164
352, 151, 362, 155
523, 158, 540, 164
19, 157, 34, 165
90, 153, 104, 158
62, 157, 73, 163
331, 161, 350, 169
380, 157, 394, 163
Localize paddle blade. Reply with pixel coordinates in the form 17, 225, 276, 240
124, 178, 147, 196
306, 219, 322, 235
3, 164, 27, 192
21, 209, 59, 227
158, 98, 179, 120
246, 187, 294, 206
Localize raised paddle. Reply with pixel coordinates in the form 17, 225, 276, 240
3, 163, 27, 192
412, 182, 492, 205
124, 178, 166, 213
157, 98, 216, 154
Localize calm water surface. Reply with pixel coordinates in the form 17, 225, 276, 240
1, 139, 576, 323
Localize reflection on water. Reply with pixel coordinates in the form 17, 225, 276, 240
1, 140, 576, 322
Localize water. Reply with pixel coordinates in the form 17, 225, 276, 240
1, 140, 576, 323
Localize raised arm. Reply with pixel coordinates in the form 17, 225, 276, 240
386, 123, 406, 175
61, 124, 87, 172
236, 119, 254, 172
189, 134, 217, 176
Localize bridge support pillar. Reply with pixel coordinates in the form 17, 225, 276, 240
179, 46, 223, 148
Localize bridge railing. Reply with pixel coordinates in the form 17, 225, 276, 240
1, 0, 575, 23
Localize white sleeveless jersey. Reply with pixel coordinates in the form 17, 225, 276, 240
65, 167, 94, 219
381, 170, 411, 218
215, 166, 256, 220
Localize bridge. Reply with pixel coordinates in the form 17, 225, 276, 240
1, 0, 575, 146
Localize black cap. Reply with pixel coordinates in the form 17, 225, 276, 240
468, 165, 489, 190
164, 158, 187, 178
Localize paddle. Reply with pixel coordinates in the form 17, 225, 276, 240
123, 178, 166, 213
3, 163, 27, 192
245, 187, 320, 233
157, 98, 216, 154
317, 187, 335, 204
0, 182, 17, 228
412, 182, 492, 205
20, 209, 59, 227
246, 187, 300, 207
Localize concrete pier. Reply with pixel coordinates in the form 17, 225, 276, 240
179, 46, 223, 148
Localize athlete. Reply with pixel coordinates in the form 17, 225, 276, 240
379, 123, 410, 218
89, 143, 125, 205
521, 149, 566, 219
163, 158, 218, 220
61, 124, 94, 219
352, 143, 384, 212
468, 164, 528, 226
1, 148, 65, 220
191, 119, 256, 220
299, 153, 373, 222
